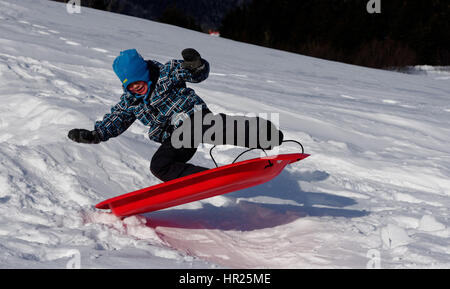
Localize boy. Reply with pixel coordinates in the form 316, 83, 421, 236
68, 48, 283, 182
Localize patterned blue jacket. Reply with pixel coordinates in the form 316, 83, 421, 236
94, 59, 209, 143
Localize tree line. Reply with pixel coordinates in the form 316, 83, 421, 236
219, 0, 450, 68
52, 0, 449, 68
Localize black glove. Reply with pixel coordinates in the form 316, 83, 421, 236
68, 129, 101, 144
181, 48, 203, 71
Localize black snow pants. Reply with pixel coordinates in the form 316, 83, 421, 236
150, 108, 284, 182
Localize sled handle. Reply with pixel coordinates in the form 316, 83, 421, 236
209, 145, 271, 168
282, 139, 305, 154
232, 139, 305, 165
232, 148, 270, 165
209, 145, 219, 168
209, 139, 305, 168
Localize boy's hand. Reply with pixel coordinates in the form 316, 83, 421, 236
181, 48, 203, 71
68, 129, 101, 144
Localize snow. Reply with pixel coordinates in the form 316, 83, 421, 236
0, 0, 449, 268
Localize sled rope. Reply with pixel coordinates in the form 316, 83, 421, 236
232, 148, 269, 164
209, 139, 304, 168
209, 145, 219, 168
281, 139, 304, 154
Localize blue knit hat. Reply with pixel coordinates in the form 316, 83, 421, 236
113, 49, 150, 90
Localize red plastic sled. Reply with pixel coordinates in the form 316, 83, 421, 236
96, 153, 309, 217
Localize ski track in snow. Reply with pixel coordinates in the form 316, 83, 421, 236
0, 0, 449, 268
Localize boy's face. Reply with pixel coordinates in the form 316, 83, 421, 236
127, 81, 148, 96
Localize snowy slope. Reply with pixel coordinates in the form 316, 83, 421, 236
0, 0, 449, 268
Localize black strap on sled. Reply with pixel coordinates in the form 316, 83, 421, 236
209, 139, 304, 168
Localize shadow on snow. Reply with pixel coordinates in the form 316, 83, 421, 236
146, 169, 368, 231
